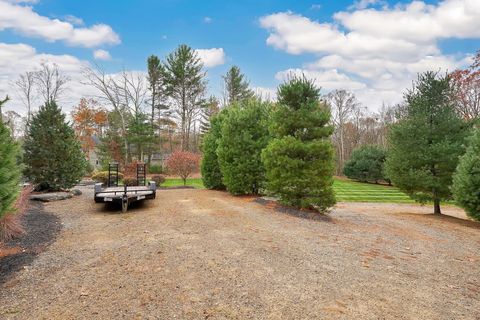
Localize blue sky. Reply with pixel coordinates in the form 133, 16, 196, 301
1, 0, 479, 114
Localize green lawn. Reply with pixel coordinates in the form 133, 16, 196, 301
164, 177, 413, 203
162, 178, 205, 189
333, 178, 413, 203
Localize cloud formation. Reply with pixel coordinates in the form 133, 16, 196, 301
0, 0, 120, 47
195, 48, 226, 68
93, 49, 112, 61
260, 0, 479, 109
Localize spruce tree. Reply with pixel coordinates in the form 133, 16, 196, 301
385, 72, 468, 214
452, 129, 480, 221
24, 101, 87, 191
201, 110, 226, 190
262, 77, 336, 211
217, 100, 270, 195
0, 120, 20, 220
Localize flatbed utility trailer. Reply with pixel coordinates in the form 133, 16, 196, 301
94, 163, 156, 213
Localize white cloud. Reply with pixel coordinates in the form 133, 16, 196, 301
93, 49, 111, 61
203, 16, 212, 23
0, 0, 120, 47
64, 15, 84, 26
253, 86, 277, 101
0, 42, 97, 115
195, 48, 226, 68
276, 69, 367, 91
260, 0, 478, 110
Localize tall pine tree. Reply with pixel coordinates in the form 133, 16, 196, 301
223, 66, 254, 105
262, 77, 336, 211
0, 120, 20, 220
24, 101, 86, 191
385, 72, 468, 214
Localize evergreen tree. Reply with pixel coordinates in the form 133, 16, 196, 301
343, 145, 387, 183
452, 129, 480, 221
217, 100, 270, 195
201, 110, 227, 190
223, 66, 254, 105
199, 96, 220, 134
127, 112, 156, 161
385, 72, 468, 214
262, 77, 336, 211
0, 120, 20, 220
163, 44, 206, 151
24, 101, 87, 191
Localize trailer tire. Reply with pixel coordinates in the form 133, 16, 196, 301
122, 198, 128, 213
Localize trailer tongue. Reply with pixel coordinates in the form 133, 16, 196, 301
94, 163, 156, 213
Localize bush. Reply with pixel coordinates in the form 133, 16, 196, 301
151, 175, 166, 186
166, 151, 201, 185
0, 120, 21, 239
343, 145, 387, 183
262, 77, 335, 211
201, 111, 227, 190
122, 177, 138, 186
23, 101, 87, 191
85, 162, 95, 176
453, 129, 480, 221
217, 99, 271, 195
149, 164, 163, 174
91, 171, 124, 184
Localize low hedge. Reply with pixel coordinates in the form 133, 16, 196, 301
91, 171, 124, 184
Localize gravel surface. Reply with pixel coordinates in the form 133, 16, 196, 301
1, 187, 479, 319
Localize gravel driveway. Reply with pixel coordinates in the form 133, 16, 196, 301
1, 187, 479, 319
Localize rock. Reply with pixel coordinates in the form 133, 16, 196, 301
70, 189, 82, 196
30, 192, 73, 202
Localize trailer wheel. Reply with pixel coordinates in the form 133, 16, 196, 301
121, 200, 128, 213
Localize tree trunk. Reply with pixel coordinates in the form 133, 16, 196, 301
433, 198, 441, 215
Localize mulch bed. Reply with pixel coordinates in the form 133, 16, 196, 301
0, 202, 62, 284
255, 197, 333, 222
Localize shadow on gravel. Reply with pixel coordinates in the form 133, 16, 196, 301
0, 202, 62, 284
398, 212, 480, 230
255, 198, 333, 222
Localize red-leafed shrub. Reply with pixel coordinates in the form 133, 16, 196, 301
166, 151, 201, 185
151, 175, 166, 186
123, 177, 138, 186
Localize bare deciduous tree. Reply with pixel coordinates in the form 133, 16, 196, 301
15, 71, 36, 124
34, 62, 69, 104
327, 90, 360, 174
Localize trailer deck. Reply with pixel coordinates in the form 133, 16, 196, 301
94, 163, 157, 213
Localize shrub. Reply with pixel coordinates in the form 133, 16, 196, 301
149, 164, 163, 174
85, 162, 95, 176
0, 120, 21, 240
122, 177, 138, 186
23, 101, 87, 191
343, 145, 387, 183
166, 151, 201, 186
151, 175, 166, 186
91, 171, 124, 184
0, 185, 33, 242
262, 77, 336, 211
201, 111, 227, 190
217, 100, 271, 195
453, 129, 480, 221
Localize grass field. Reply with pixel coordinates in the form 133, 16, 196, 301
164, 177, 414, 203
333, 178, 413, 203
162, 178, 205, 189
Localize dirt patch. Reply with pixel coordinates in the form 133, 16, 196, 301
0, 202, 62, 284
0, 188, 479, 319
